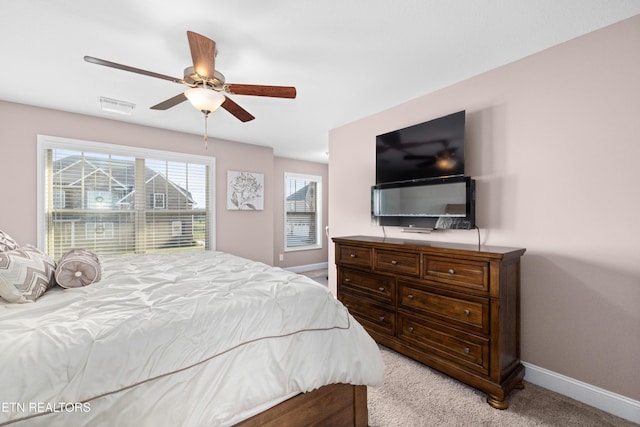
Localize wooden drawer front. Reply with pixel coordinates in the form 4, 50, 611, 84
337, 245, 372, 268
341, 269, 395, 304
424, 257, 489, 292
340, 293, 395, 336
374, 250, 420, 276
399, 282, 489, 334
398, 314, 489, 375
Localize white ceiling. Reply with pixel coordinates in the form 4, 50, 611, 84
2, 1, 639, 163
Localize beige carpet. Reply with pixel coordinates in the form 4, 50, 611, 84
299, 269, 328, 286
369, 346, 636, 427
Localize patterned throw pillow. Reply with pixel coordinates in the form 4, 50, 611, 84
0, 245, 56, 303
0, 230, 19, 252
55, 248, 102, 289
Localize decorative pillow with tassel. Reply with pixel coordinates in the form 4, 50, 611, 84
55, 248, 102, 289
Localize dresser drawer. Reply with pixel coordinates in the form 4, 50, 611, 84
336, 245, 372, 268
399, 281, 489, 334
374, 249, 420, 276
340, 268, 395, 304
340, 293, 395, 336
424, 256, 489, 293
398, 314, 489, 375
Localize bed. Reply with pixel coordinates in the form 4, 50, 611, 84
0, 250, 384, 426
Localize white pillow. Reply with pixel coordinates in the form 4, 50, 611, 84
0, 245, 56, 303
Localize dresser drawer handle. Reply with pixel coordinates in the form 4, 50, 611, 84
448, 268, 456, 275
378, 287, 385, 292
391, 260, 398, 265
344, 278, 351, 282
350, 253, 357, 258
464, 347, 470, 354
407, 294, 414, 300
378, 316, 385, 322
463, 309, 471, 316
408, 327, 414, 333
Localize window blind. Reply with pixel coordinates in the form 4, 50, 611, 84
285, 173, 321, 250
41, 139, 213, 259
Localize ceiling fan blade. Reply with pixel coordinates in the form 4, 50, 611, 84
187, 31, 216, 80
225, 84, 297, 99
417, 159, 437, 168
221, 96, 255, 122
404, 155, 436, 161
150, 93, 188, 110
84, 56, 183, 83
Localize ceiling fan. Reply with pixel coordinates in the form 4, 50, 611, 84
401, 140, 459, 170
84, 31, 296, 145
377, 137, 459, 170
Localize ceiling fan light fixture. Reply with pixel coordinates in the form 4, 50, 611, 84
184, 87, 225, 114
436, 158, 457, 169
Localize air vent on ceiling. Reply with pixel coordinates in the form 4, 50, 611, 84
99, 97, 135, 115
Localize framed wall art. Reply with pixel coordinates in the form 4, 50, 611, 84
227, 170, 264, 210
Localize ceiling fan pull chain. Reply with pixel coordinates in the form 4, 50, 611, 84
204, 113, 209, 150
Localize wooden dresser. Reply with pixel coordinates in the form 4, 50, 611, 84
333, 235, 526, 409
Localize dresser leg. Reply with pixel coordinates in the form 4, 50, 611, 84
486, 395, 509, 410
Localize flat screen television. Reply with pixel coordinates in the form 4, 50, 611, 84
376, 110, 465, 184
371, 176, 475, 230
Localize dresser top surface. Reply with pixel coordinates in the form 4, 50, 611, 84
333, 235, 525, 259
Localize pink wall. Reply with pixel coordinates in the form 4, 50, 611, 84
0, 102, 277, 264
0, 102, 329, 268
328, 16, 640, 401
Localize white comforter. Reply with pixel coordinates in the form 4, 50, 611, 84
0, 251, 384, 427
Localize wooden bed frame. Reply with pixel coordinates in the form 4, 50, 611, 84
236, 384, 368, 427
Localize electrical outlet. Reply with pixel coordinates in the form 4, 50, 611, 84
279, 254, 284, 261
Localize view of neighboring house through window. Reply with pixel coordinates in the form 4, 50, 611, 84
37, 136, 215, 259
284, 172, 321, 251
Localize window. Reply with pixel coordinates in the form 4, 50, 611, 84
85, 222, 114, 240
284, 172, 322, 251
37, 135, 215, 259
152, 193, 166, 209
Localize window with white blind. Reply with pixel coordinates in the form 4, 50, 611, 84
37, 135, 215, 259
284, 172, 321, 251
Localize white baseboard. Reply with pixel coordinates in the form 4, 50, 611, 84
523, 361, 640, 424
285, 262, 328, 274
